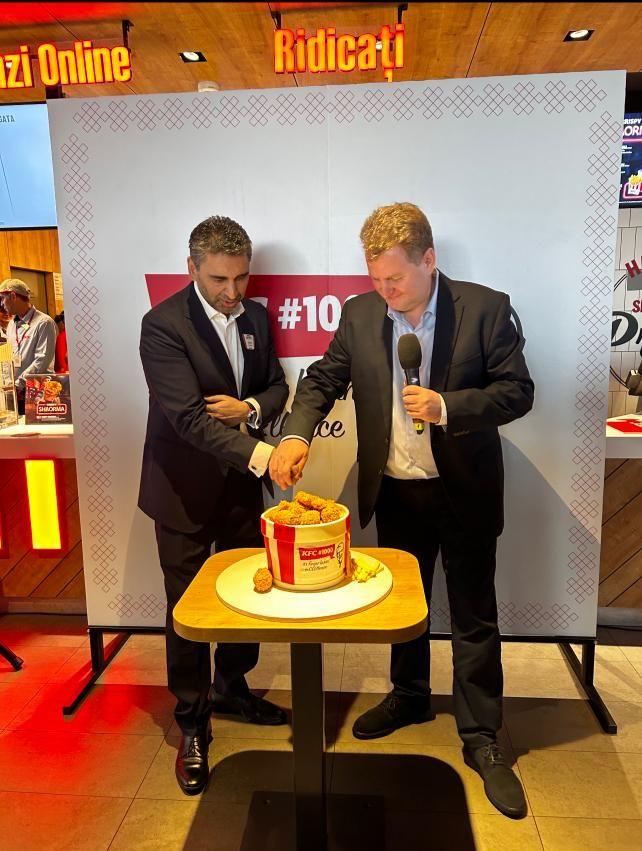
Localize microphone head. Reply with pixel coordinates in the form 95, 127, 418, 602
397, 333, 422, 370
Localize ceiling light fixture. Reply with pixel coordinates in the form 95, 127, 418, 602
180, 51, 206, 62
564, 29, 594, 42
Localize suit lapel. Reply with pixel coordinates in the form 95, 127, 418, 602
373, 299, 393, 437
185, 284, 237, 394
236, 308, 257, 399
430, 273, 464, 392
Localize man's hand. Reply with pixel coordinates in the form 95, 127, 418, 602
402, 385, 443, 423
269, 439, 309, 490
204, 395, 250, 427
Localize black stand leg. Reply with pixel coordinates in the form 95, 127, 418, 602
290, 643, 326, 851
0, 642, 23, 671
62, 628, 130, 716
559, 640, 617, 733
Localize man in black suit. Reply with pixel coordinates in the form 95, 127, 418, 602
270, 203, 534, 818
139, 216, 289, 795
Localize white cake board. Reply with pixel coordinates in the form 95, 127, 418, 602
216, 550, 393, 622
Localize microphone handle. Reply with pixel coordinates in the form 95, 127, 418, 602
403, 368, 425, 435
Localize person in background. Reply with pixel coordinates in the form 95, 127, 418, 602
0, 304, 9, 344
54, 311, 68, 372
0, 279, 57, 415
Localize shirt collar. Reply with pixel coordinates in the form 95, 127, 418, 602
192, 281, 245, 323
14, 307, 35, 326
387, 269, 440, 327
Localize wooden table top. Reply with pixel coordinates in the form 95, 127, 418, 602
173, 547, 427, 644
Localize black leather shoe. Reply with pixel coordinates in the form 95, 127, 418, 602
463, 742, 527, 819
352, 692, 435, 740
175, 723, 212, 796
209, 690, 287, 725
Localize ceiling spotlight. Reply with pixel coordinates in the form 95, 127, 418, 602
564, 29, 594, 42
375, 36, 395, 52
180, 51, 206, 62
197, 80, 220, 92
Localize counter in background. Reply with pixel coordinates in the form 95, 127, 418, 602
1, 420, 82, 613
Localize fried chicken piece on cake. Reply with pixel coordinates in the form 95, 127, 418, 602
264, 501, 290, 521
295, 491, 328, 511
271, 508, 302, 525
320, 502, 344, 522
297, 509, 322, 525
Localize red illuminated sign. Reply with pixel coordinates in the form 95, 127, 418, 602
0, 40, 132, 90
274, 24, 404, 82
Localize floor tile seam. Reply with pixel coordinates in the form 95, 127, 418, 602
528, 807, 547, 850
0, 682, 48, 729
105, 796, 138, 851
514, 747, 642, 758
533, 813, 642, 822
0, 730, 168, 746
509, 743, 642, 754
0, 788, 134, 802
4, 726, 176, 736
123, 731, 167, 816
0, 785, 136, 799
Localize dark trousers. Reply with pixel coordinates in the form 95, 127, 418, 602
375, 475, 502, 748
155, 469, 264, 736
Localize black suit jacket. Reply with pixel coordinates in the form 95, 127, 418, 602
138, 283, 288, 533
283, 273, 535, 536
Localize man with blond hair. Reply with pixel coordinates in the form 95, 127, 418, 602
270, 202, 534, 818
139, 215, 289, 796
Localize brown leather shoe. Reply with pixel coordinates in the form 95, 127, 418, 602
175, 722, 212, 796
463, 742, 527, 818
352, 692, 435, 740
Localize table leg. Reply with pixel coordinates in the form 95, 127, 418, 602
290, 642, 326, 851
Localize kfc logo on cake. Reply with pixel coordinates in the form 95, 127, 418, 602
299, 544, 336, 560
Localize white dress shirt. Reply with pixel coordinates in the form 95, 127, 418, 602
193, 283, 273, 477
385, 272, 447, 480
283, 275, 447, 479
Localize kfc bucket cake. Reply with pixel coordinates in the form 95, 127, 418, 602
259, 491, 350, 591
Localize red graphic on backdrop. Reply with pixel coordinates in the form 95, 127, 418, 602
606, 417, 642, 433
144, 274, 372, 358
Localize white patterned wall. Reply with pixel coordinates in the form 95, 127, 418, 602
47, 72, 625, 635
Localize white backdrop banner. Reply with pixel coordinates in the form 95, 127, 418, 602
47, 71, 625, 635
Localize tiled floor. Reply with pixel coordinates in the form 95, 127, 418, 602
0, 615, 641, 850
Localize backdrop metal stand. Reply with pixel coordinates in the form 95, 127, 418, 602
0, 641, 23, 671
62, 626, 163, 716
558, 640, 617, 733
63, 628, 617, 735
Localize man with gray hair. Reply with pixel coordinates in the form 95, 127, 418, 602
139, 215, 289, 796
0, 279, 57, 415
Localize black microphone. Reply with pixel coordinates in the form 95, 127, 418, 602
397, 333, 425, 435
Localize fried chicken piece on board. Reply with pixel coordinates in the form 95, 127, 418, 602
253, 567, 273, 593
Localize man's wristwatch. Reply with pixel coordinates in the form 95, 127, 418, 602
245, 400, 260, 429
